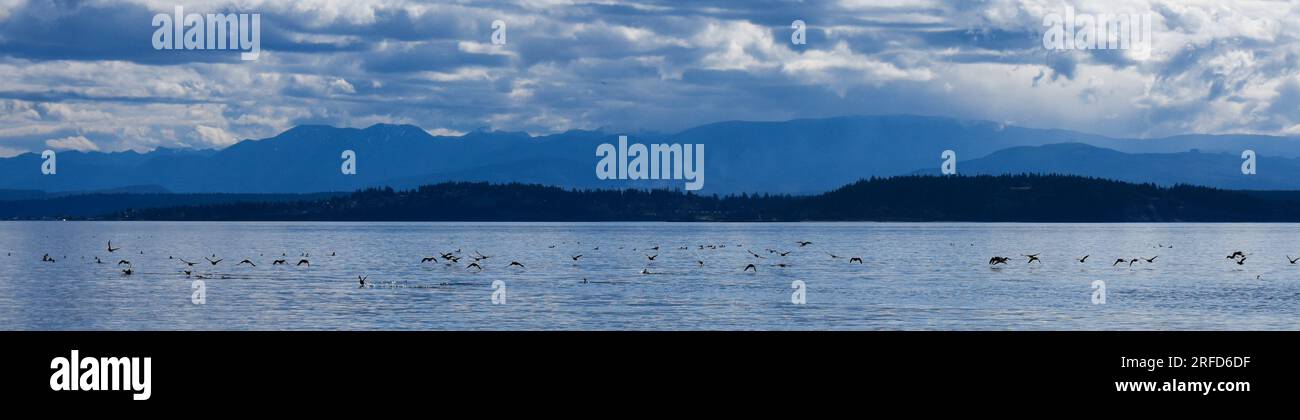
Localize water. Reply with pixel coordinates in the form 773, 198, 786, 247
0, 221, 1296, 330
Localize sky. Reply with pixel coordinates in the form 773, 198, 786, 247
1, 0, 1299, 156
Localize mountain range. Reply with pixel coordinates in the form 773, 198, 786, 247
2, 114, 1297, 195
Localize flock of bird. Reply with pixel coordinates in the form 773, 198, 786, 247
16, 238, 1294, 286
396, 240, 851, 285
20, 238, 872, 288
30, 240, 322, 280
986, 244, 1290, 279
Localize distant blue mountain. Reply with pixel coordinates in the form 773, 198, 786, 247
915, 143, 1300, 190
1, 115, 1298, 194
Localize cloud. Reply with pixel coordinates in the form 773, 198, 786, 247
426, 127, 467, 137
44, 135, 101, 152
194, 125, 238, 147
3, 0, 1300, 156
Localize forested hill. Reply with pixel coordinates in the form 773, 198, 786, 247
99, 174, 1300, 222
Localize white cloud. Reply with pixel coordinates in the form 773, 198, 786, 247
194, 125, 239, 148
4, 0, 1300, 150
425, 128, 466, 137
44, 135, 100, 152
0, 145, 25, 158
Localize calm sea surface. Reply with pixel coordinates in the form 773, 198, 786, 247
0, 221, 1296, 330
